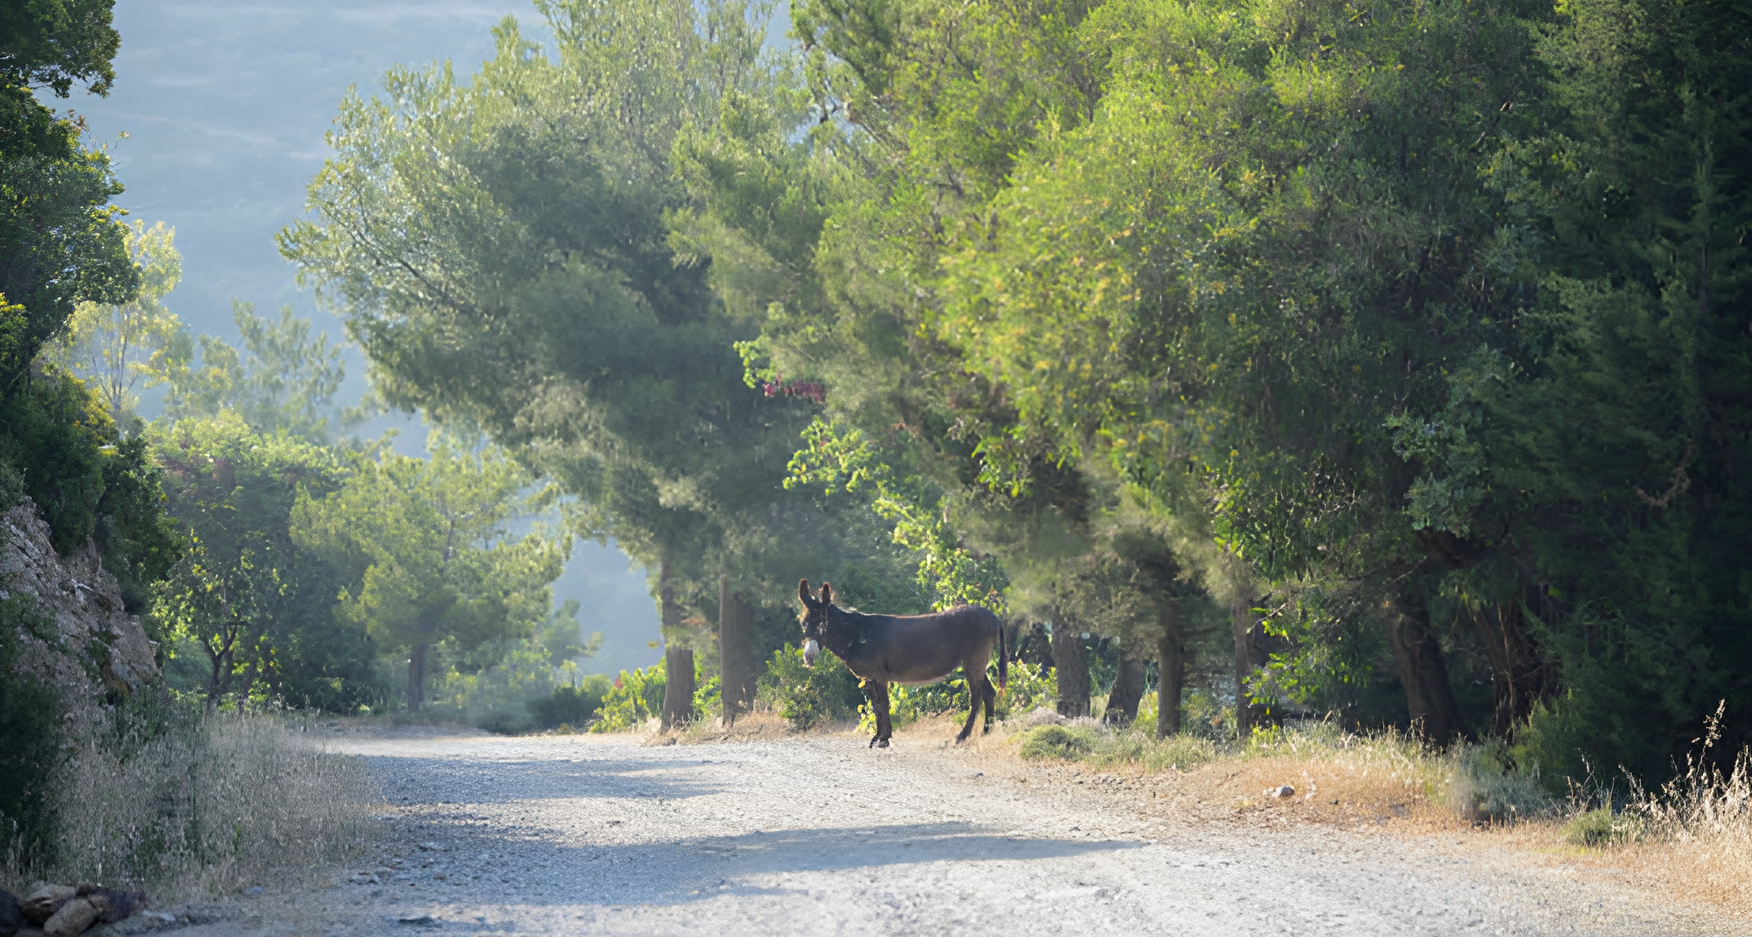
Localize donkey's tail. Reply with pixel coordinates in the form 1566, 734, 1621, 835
998, 623, 1009, 690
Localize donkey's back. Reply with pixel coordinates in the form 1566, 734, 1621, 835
861, 604, 1002, 685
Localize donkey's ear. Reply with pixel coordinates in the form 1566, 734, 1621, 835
819, 582, 832, 606
799, 579, 815, 608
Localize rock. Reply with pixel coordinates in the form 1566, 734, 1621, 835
1, 889, 23, 936
21, 886, 73, 924
0, 501, 163, 749
17, 929, 45, 937
1265, 785, 1296, 798
40, 898, 95, 937
78, 888, 139, 924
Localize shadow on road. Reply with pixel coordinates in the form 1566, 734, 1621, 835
407, 820, 1143, 910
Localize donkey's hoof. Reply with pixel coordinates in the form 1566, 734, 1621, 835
876, 738, 890, 749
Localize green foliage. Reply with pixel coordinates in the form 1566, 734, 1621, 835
533, 599, 602, 667
425, 637, 584, 734
759, 643, 863, 729
526, 674, 613, 731
0, 593, 64, 868
0, 75, 137, 378
1001, 661, 1056, 717
1018, 725, 1092, 761
1563, 808, 1638, 847
149, 301, 350, 443
41, 219, 183, 424
0, 0, 120, 98
592, 664, 669, 732
152, 414, 353, 708
292, 432, 567, 708
0, 369, 177, 612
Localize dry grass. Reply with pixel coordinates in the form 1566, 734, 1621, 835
3, 710, 383, 901
1590, 707, 1752, 915
1005, 718, 1551, 827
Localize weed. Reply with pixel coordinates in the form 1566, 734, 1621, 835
3, 702, 380, 900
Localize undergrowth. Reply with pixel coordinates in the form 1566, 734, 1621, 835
2, 697, 381, 900
1011, 719, 1554, 821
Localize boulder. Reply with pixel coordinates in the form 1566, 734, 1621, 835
1, 888, 23, 936
20, 886, 73, 924
40, 898, 94, 937
78, 887, 138, 924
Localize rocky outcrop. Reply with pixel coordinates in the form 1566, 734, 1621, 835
0, 499, 162, 707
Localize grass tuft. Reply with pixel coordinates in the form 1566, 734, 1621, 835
3, 703, 381, 901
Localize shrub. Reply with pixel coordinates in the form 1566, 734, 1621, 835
691, 673, 720, 724
759, 643, 864, 729
42, 705, 379, 897
526, 674, 612, 730
592, 664, 668, 732
1563, 807, 1639, 846
2, 689, 379, 899
0, 595, 65, 869
0, 371, 178, 614
1018, 724, 1095, 760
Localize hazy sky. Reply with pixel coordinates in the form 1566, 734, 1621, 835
69, 0, 663, 676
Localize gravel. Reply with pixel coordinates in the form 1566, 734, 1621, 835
157, 729, 1738, 936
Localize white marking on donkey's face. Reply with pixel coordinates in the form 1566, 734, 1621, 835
803, 638, 820, 667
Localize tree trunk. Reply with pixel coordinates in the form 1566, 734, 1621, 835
1385, 584, 1463, 743
659, 563, 695, 730
1156, 600, 1185, 738
718, 576, 757, 726
1050, 615, 1090, 718
1103, 645, 1145, 726
407, 643, 427, 712
1470, 598, 1554, 737
1231, 595, 1263, 736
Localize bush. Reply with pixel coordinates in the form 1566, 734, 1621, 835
592, 664, 668, 732
0, 371, 178, 614
2, 686, 379, 899
0, 595, 65, 869
759, 643, 864, 729
1563, 807, 1639, 846
1018, 725, 1095, 760
44, 705, 379, 897
526, 674, 612, 730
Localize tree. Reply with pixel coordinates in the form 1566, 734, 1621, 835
151, 414, 344, 711
149, 301, 348, 442
43, 219, 182, 423
283, 0, 914, 728
292, 434, 567, 711
1, 0, 135, 387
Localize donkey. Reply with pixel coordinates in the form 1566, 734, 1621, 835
797, 579, 1007, 748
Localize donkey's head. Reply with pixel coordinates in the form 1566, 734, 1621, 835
797, 579, 833, 667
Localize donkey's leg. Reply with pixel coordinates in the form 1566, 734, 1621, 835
981, 680, 998, 734
865, 680, 883, 748
956, 671, 984, 743
874, 681, 893, 748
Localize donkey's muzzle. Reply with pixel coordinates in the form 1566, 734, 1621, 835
803, 639, 820, 667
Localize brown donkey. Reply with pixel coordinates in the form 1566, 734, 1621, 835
797, 579, 1007, 748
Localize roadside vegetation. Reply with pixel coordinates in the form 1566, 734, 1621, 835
3, 0, 1750, 921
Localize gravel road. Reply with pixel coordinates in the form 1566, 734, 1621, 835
173, 726, 1737, 937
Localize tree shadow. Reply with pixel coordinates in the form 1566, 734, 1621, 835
376, 820, 1144, 915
